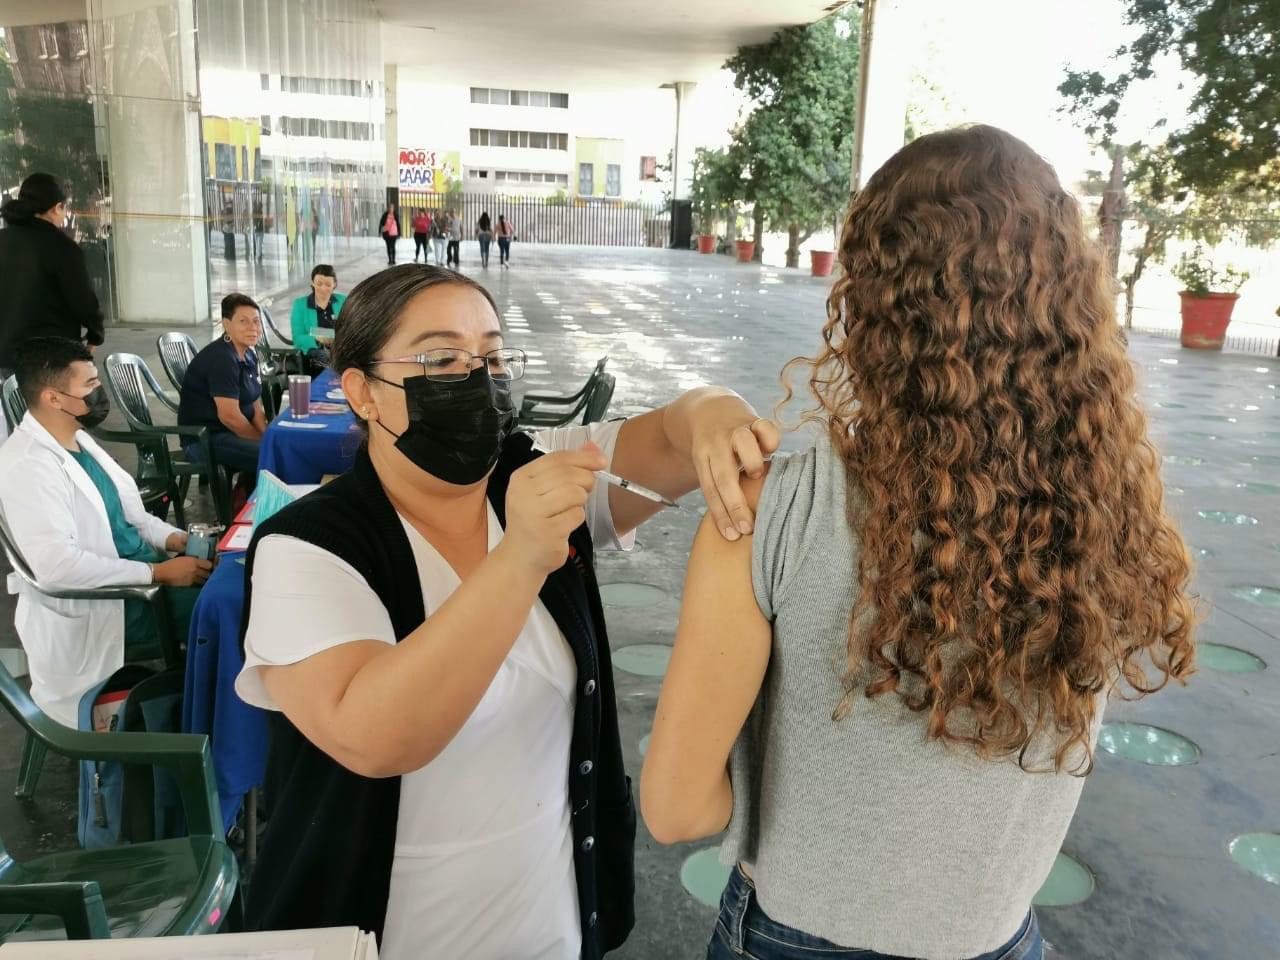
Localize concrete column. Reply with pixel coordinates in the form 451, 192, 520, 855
384, 62, 399, 192
670, 81, 697, 201
92, 0, 210, 325
850, 0, 910, 190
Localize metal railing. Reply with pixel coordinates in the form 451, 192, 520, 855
395, 192, 666, 247
1129, 324, 1280, 358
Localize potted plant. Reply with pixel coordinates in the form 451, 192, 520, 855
690, 148, 728, 255
1172, 245, 1248, 350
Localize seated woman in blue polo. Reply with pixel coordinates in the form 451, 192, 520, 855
291, 264, 345, 372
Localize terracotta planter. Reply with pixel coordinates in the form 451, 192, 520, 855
735, 240, 756, 263
810, 250, 836, 277
1179, 291, 1239, 350
696, 234, 717, 254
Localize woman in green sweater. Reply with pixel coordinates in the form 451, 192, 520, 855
291, 264, 346, 372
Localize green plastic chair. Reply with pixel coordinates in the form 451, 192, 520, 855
0, 662, 240, 942
580, 372, 616, 425
102, 354, 232, 526
0, 509, 181, 801
519, 356, 610, 428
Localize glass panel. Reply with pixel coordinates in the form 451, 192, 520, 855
530, 90, 549, 107
494, 129, 509, 147
511, 89, 528, 106
558, 133, 568, 150
470, 86, 488, 103
518, 130, 529, 148
606, 164, 622, 197
489, 88, 509, 105
529, 131, 547, 149
579, 162, 594, 196
551, 92, 569, 108
470, 128, 480, 146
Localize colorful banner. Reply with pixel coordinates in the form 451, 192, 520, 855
398, 148, 460, 193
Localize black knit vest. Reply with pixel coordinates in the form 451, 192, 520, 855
240, 433, 636, 957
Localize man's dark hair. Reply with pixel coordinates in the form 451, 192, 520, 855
14, 337, 93, 407
311, 264, 336, 282
221, 292, 260, 321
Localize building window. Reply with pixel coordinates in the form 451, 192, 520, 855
468, 169, 489, 180
214, 144, 236, 180
606, 163, 621, 197
472, 129, 568, 151
640, 155, 657, 180
471, 88, 570, 109
579, 163, 594, 196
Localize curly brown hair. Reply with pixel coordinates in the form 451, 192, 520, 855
787, 125, 1196, 773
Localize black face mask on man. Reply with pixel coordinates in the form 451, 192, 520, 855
372, 366, 516, 485
58, 386, 111, 430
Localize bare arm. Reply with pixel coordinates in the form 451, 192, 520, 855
641, 472, 772, 844
262, 541, 545, 777
259, 448, 604, 778
214, 396, 262, 440
251, 399, 267, 434
608, 387, 779, 539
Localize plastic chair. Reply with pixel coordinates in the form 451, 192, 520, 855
0, 507, 182, 800
156, 333, 197, 393
1, 376, 25, 434
2, 376, 176, 526
581, 372, 616, 425
103, 354, 232, 526
0, 661, 240, 942
257, 300, 304, 379
518, 356, 609, 428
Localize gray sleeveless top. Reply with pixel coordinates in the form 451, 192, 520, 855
721, 438, 1096, 960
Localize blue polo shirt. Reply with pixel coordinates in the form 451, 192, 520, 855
177, 337, 261, 438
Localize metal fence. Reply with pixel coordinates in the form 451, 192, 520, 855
1130, 324, 1280, 358
395, 191, 667, 247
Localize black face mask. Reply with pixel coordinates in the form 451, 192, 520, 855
373, 366, 517, 485
59, 386, 110, 430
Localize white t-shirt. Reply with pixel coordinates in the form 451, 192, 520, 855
236, 422, 633, 960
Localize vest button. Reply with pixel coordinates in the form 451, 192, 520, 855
578, 760, 594, 776
581, 836, 595, 852
583, 679, 596, 696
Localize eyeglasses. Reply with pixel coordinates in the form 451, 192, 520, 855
371, 348, 527, 382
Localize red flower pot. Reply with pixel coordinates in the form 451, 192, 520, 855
735, 240, 756, 262
1179, 291, 1239, 350
696, 234, 717, 254
810, 250, 835, 277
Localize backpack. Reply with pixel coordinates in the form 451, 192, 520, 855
77, 665, 188, 848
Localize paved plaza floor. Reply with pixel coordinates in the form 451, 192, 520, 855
0, 245, 1277, 958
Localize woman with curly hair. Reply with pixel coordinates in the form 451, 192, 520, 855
641, 125, 1195, 960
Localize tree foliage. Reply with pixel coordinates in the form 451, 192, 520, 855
1084, 144, 1280, 325
1059, 0, 1280, 195
723, 7, 860, 266
688, 146, 743, 233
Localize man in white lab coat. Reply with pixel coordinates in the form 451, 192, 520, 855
0, 338, 212, 726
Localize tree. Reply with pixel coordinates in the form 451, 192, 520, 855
688, 146, 742, 238
1084, 145, 1280, 328
723, 7, 860, 267
0, 47, 101, 206
1059, 0, 1280, 196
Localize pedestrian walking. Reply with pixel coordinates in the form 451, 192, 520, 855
379, 202, 400, 265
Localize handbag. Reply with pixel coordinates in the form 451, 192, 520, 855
77, 666, 187, 848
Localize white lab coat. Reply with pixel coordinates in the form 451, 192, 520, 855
0, 414, 182, 726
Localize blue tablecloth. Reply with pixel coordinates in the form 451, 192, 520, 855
257, 369, 360, 484
181, 552, 263, 834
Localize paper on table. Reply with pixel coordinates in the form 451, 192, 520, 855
276, 420, 327, 430
221, 525, 253, 551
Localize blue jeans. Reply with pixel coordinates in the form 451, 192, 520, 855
186, 432, 260, 475
707, 867, 1042, 960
